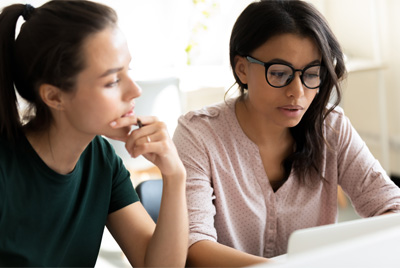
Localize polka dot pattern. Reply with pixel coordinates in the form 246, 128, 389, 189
172, 97, 400, 258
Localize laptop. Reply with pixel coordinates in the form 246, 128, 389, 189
254, 213, 400, 267
287, 213, 400, 255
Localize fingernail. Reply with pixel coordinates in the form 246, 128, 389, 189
110, 121, 117, 127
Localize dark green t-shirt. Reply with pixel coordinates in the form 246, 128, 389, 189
0, 134, 139, 267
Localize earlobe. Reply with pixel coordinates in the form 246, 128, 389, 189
39, 84, 64, 110
234, 55, 248, 85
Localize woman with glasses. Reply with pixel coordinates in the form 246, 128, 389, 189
173, 0, 400, 266
0, 1, 187, 266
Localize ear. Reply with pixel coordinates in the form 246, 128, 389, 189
38, 84, 64, 111
234, 55, 248, 85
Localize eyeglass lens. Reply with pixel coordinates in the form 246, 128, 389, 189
267, 64, 323, 89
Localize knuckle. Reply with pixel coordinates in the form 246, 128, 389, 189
157, 121, 167, 129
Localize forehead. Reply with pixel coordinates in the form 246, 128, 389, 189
253, 33, 321, 64
81, 26, 130, 73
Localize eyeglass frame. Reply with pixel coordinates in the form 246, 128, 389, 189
245, 55, 325, 89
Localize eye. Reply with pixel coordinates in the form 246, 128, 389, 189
268, 64, 292, 78
303, 73, 319, 79
269, 71, 288, 78
303, 66, 322, 80
106, 78, 121, 88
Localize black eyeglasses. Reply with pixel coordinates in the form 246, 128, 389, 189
246, 56, 326, 89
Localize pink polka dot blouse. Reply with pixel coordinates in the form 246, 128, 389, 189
172, 97, 400, 258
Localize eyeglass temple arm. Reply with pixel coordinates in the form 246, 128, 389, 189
246, 56, 266, 66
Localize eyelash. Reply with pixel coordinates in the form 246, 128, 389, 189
106, 78, 121, 88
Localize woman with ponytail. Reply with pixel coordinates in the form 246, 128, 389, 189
0, 1, 187, 267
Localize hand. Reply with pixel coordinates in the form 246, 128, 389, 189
108, 115, 185, 178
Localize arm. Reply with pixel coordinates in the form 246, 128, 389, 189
107, 178, 187, 267
334, 110, 400, 216
107, 116, 188, 267
187, 240, 269, 267
173, 113, 269, 267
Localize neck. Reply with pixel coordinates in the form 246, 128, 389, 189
25, 125, 93, 175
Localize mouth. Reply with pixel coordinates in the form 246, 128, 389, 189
121, 105, 135, 118
278, 105, 305, 118
121, 111, 135, 118
279, 105, 304, 111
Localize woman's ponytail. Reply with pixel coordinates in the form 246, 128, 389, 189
0, 4, 26, 142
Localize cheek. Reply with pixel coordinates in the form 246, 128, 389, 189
93, 90, 120, 109
248, 84, 279, 103
306, 90, 318, 103
75, 94, 121, 123
247, 69, 267, 88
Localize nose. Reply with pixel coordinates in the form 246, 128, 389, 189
123, 75, 142, 101
285, 72, 304, 99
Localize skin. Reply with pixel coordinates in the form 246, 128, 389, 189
25, 27, 188, 267
186, 33, 321, 267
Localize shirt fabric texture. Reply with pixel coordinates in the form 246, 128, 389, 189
0, 134, 139, 267
173, 97, 400, 258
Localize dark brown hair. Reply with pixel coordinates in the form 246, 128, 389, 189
229, 0, 347, 182
0, 0, 118, 142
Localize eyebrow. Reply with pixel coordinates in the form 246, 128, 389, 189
269, 58, 322, 66
99, 67, 124, 78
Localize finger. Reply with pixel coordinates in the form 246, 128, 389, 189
133, 116, 158, 128
123, 118, 167, 157
125, 129, 148, 157
130, 139, 165, 159
110, 115, 140, 129
127, 119, 162, 143
126, 131, 162, 158
127, 137, 153, 158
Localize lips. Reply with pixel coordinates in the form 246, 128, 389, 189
121, 111, 134, 118
279, 105, 304, 111
121, 104, 135, 118
277, 105, 305, 118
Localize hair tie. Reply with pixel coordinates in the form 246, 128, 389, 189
22, 4, 35, 21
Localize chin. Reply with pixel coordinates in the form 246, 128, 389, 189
285, 119, 302, 128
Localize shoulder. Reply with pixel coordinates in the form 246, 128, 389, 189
174, 98, 237, 143
177, 98, 236, 127
90, 135, 115, 152
0, 133, 9, 152
173, 98, 237, 151
323, 104, 356, 143
87, 135, 120, 157
0, 133, 24, 163
324, 104, 347, 127
85, 136, 120, 166
0, 132, 17, 149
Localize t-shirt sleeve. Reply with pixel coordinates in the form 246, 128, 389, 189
100, 137, 139, 214
333, 109, 400, 216
108, 156, 139, 214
